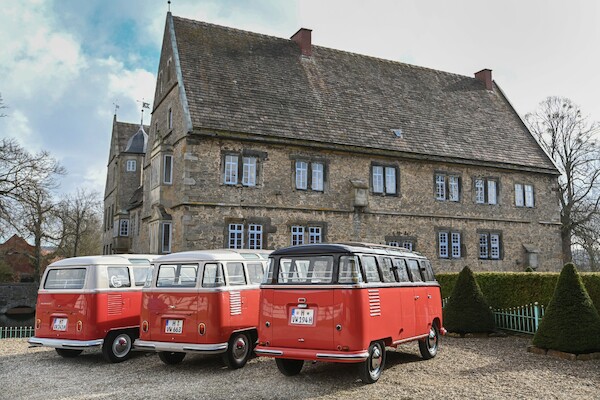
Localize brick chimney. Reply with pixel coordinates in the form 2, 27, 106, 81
291, 28, 312, 56
474, 69, 493, 90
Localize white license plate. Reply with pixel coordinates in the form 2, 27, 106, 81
290, 308, 314, 325
53, 318, 67, 331
165, 319, 183, 334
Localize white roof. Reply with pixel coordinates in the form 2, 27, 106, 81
48, 254, 158, 268
153, 249, 272, 264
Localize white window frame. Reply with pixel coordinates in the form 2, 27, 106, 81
163, 155, 173, 185
126, 160, 136, 172
479, 232, 501, 260
476, 178, 498, 205
488, 180, 497, 205
119, 219, 129, 237
402, 240, 414, 251
161, 222, 172, 253
524, 184, 534, 208
490, 233, 500, 259
448, 176, 460, 202
439, 232, 449, 258
224, 155, 239, 185
435, 174, 446, 200
451, 232, 461, 258
385, 167, 396, 195
248, 224, 263, 250
479, 233, 489, 259
295, 161, 308, 190
308, 226, 322, 244
515, 183, 524, 207
311, 162, 324, 191
228, 224, 244, 249
372, 166, 384, 193
291, 226, 305, 246
242, 157, 257, 187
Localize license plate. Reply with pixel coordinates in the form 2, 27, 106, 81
165, 319, 183, 334
53, 318, 67, 331
290, 308, 314, 325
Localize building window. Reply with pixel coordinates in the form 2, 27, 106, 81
439, 231, 461, 258
291, 226, 305, 246
475, 178, 498, 205
515, 183, 534, 207
224, 153, 259, 187
228, 224, 244, 249
372, 165, 397, 195
119, 219, 129, 237
435, 173, 460, 202
479, 232, 502, 259
294, 160, 325, 192
163, 155, 173, 184
162, 222, 172, 253
126, 160, 136, 172
387, 237, 415, 251
248, 224, 263, 249
168, 107, 173, 130
308, 226, 322, 244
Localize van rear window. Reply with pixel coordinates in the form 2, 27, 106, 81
278, 256, 333, 284
44, 268, 86, 289
247, 263, 265, 284
157, 264, 198, 287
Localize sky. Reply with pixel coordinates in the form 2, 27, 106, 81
0, 0, 599, 200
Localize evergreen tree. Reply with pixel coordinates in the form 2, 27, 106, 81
443, 266, 495, 333
532, 263, 600, 353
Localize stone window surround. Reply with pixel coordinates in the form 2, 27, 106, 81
478, 230, 503, 260
436, 228, 464, 259
515, 183, 535, 208
290, 155, 328, 192
385, 235, 417, 251
370, 162, 399, 196
434, 171, 461, 202
288, 222, 328, 245
126, 159, 137, 172
223, 217, 273, 249
474, 176, 499, 205
222, 149, 267, 188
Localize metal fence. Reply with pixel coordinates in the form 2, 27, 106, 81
442, 297, 545, 335
0, 326, 35, 339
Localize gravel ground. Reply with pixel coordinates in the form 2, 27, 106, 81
0, 335, 598, 400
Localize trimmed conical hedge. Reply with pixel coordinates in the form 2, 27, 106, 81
532, 263, 600, 354
443, 266, 495, 333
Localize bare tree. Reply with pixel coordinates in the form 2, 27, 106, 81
55, 189, 103, 257
525, 96, 600, 263
0, 92, 6, 117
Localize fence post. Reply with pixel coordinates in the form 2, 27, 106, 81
533, 302, 540, 331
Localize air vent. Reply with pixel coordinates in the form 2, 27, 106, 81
392, 129, 403, 138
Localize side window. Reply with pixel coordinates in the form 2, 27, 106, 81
379, 257, 396, 283
362, 256, 381, 283
418, 260, 435, 282
156, 264, 198, 287
133, 267, 151, 286
393, 258, 410, 282
156, 265, 176, 287
406, 259, 423, 282
246, 262, 265, 284
338, 256, 363, 284
202, 263, 225, 287
108, 267, 131, 288
226, 262, 247, 286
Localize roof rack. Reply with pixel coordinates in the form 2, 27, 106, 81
339, 242, 415, 253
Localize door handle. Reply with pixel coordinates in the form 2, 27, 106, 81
427, 294, 432, 299
414, 296, 420, 300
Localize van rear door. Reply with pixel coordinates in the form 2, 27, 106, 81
271, 256, 335, 350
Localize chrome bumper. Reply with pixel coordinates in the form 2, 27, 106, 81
133, 339, 228, 354
28, 337, 104, 350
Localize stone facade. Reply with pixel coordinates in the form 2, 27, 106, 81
104, 13, 563, 272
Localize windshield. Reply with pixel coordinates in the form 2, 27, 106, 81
44, 268, 86, 290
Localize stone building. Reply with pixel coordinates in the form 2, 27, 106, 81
106, 12, 563, 272
102, 115, 148, 255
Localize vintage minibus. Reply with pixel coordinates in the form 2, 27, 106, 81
28, 254, 156, 362
254, 243, 445, 383
133, 249, 271, 369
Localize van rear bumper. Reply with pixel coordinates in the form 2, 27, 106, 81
254, 345, 369, 363
133, 339, 228, 354
28, 337, 103, 350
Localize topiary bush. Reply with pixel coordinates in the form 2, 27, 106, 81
443, 266, 495, 334
532, 263, 600, 354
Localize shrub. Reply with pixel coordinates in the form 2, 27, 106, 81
532, 263, 600, 354
443, 266, 495, 334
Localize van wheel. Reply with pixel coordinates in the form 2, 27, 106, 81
222, 332, 251, 369
102, 331, 133, 363
359, 341, 386, 384
158, 351, 186, 365
55, 348, 82, 358
275, 359, 304, 376
419, 325, 439, 360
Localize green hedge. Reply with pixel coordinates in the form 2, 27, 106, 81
437, 272, 600, 310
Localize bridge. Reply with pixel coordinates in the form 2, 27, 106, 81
0, 283, 38, 314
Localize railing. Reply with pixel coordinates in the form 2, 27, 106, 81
441, 297, 545, 334
493, 302, 545, 334
0, 326, 35, 339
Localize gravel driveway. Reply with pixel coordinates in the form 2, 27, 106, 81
1, 335, 598, 399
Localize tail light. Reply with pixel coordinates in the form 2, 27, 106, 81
76, 320, 83, 332
198, 323, 206, 336
35, 319, 41, 330
142, 320, 149, 333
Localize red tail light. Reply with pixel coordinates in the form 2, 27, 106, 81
198, 323, 206, 336
142, 320, 149, 332
76, 320, 83, 332
35, 319, 41, 330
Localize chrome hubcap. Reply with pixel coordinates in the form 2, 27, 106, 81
427, 328, 438, 352
370, 345, 382, 376
232, 336, 248, 361
112, 334, 131, 357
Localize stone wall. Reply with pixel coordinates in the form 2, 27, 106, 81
0, 283, 38, 314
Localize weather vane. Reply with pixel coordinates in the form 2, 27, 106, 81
112, 101, 119, 116
137, 99, 151, 125
168, 1, 171, 12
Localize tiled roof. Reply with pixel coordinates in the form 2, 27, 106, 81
172, 16, 557, 173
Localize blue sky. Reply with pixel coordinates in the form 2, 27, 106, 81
0, 0, 599, 200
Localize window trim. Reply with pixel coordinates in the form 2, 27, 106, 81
163, 154, 173, 185
474, 177, 499, 205
223, 152, 260, 187
290, 223, 326, 245
126, 159, 136, 172
161, 222, 172, 254
435, 172, 461, 202
438, 229, 463, 259
293, 159, 326, 192
371, 163, 398, 196
515, 183, 534, 208
119, 219, 129, 237
478, 231, 503, 260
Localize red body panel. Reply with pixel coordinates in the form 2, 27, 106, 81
34, 291, 142, 341
257, 284, 443, 362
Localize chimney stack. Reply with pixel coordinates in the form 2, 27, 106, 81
474, 69, 493, 91
291, 28, 312, 57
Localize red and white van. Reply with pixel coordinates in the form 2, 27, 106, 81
254, 243, 445, 383
133, 249, 271, 369
28, 254, 156, 362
